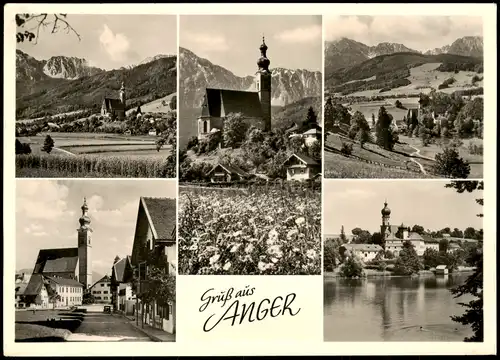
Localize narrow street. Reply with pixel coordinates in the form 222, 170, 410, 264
66, 305, 151, 342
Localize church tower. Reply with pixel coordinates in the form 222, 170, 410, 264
255, 36, 272, 132
119, 81, 126, 107
380, 200, 391, 236
77, 198, 93, 290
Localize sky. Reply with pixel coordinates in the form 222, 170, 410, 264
16, 180, 176, 276
180, 15, 322, 77
324, 15, 483, 52
324, 181, 483, 235
17, 14, 177, 70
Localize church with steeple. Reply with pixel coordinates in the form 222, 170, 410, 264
197, 37, 272, 140
101, 81, 127, 120
24, 198, 95, 303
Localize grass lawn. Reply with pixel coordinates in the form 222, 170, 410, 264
324, 152, 432, 178
15, 309, 84, 342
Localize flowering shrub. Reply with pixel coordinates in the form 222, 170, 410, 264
179, 186, 321, 275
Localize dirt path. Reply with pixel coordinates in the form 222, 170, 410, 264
52, 147, 77, 156
408, 145, 430, 175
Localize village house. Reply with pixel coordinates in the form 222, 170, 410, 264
447, 243, 462, 253
23, 198, 94, 307
90, 275, 112, 304
101, 81, 126, 120
23, 274, 84, 308
15, 282, 28, 308
283, 153, 321, 181
342, 244, 383, 263
198, 37, 272, 139
111, 256, 136, 315
131, 197, 176, 334
207, 163, 248, 183
302, 128, 322, 146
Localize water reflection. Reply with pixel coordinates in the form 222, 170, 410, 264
324, 273, 474, 342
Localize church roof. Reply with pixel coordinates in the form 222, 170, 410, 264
33, 248, 79, 275
202, 88, 263, 119
407, 232, 424, 240
141, 197, 176, 241
103, 98, 125, 111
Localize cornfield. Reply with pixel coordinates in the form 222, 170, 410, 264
16, 154, 176, 178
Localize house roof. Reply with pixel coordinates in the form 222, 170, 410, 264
436, 265, 448, 269
33, 248, 79, 275
407, 232, 424, 240
141, 197, 176, 241
15, 282, 28, 296
208, 163, 248, 177
343, 244, 383, 252
103, 98, 124, 111
113, 256, 132, 283
23, 274, 45, 296
201, 88, 263, 119
46, 276, 84, 287
283, 153, 319, 167
91, 275, 111, 288
448, 243, 461, 248
302, 128, 322, 135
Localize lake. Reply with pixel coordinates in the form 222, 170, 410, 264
324, 273, 475, 341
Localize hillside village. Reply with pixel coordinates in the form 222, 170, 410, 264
15, 196, 177, 341
179, 38, 322, 184
323, 35, 484, 179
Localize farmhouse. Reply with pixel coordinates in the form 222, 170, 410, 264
283, 153, 320, 181
90, 275, 112, 304
101, 81, 126, 120
207, 163, 248, 183
23, 198, 93, 308
23, 274, 84, 308
110, 256, 135, 315
342, 244, 383, 263
198, 37, 272, 139
302, 128, 322, 146
131, 197, 176, 334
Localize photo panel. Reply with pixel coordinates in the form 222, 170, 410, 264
323, 179, 484, 342
15, 179, 177, 342
323, 15, 484, 179
15, 14, 178, 178
178, 14, 323, 275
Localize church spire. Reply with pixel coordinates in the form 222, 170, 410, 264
257, 35, 270, 73
79, 197, 91, 228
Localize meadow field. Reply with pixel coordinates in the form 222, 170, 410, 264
17, 132, 171, 157
178, 184, 321, 275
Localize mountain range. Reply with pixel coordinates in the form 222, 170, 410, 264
179, 47, 322, 109
325, 36, 483, 74
16, 50, 177, 119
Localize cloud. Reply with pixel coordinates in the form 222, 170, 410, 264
16, 181, 71, 221
274, 24, 322, 43
184, 31, 229, 52
99, 24, 132, 62
90, 200, 138, 228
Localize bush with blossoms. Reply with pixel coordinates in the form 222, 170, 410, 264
178, 186, 321, 275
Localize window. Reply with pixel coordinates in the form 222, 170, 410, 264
103, 291, 108, 294
101, 283, 105, 287
203, 120, 208, 133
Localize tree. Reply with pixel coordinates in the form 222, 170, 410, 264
411, 225, 425, 235
375, 106, 396, 151
339, 254, 364, 278
439, 239, 449, 253
371, 113, 376, 128
307, 140, 321, 160
433, 148, 471, 178
340, 225, 347, 243
393, 241, 422, 275
446, 180, 483, 342
464, 227, 476, 239
303, 106, 318, 130
349, 111, 371, 148
423, 248, 441, 269
324, 97, 335, 132
223, 112, 248, 148
16, 139, 31, 155
370, 232, 384, 248
324, 238, 341, 272
45, 281, 61, 309
16, 14, 81, 44
42, 135, 55, 154
451, 228, 464, 238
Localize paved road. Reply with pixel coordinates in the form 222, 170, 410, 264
67, 312, 151, 342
